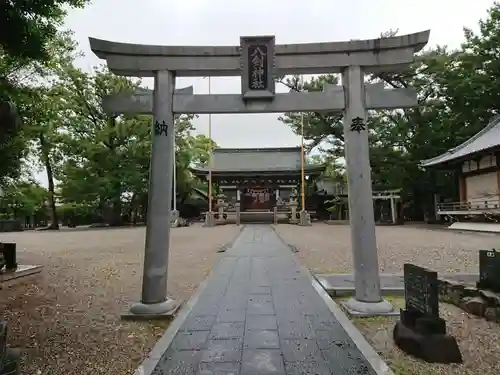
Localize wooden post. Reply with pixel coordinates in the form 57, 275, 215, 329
496, 168, 500, 207
459, 174, 467, 203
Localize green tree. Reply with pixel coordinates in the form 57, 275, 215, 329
366, 6, 500, 214
53, 65, 210, 224
278, 74, 343, 154
187, 134, 218, 168
24, 86, 71, 229
53, 65, 145, 225
308, 154, 343, 179
10, 33, 81, 229
0, 180, 48, 221
277, 36, 459, 219
439, 2, 500, 137
177, 134, 218, 195
0, 61, 32, 183
0, 0, 89, 61
0, 30, 79, 209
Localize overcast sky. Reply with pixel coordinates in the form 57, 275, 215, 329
34, 0, 495, 186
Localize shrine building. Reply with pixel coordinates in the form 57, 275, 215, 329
421, 115, 500, 219
190, 147, 325, 212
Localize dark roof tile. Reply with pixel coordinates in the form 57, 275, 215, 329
420, 116, 500, 167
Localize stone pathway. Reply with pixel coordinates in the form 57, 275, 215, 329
152, 225, 376, 375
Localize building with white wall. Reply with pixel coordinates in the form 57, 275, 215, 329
421, 115, 500, 217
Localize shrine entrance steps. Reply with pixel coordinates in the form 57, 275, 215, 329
141, 225, 386, 375
240, 210, 274, 223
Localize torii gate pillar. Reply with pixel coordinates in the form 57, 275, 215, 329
341, 66, 393, 314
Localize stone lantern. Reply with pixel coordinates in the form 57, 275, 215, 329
288, 188, 299, 224
215, 192, 228, 220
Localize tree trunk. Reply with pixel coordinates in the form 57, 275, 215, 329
40, 133, 59, 230
109, 199, 123, 226
130, 193, 139, 226
141, 193, 148, 224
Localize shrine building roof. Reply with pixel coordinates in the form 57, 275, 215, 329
420, 115, 500, 168
190, 147, 325, 175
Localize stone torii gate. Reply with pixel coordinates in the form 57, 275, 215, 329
89, 31, 430, 318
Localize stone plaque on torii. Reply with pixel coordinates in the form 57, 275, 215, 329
240, 36, 275, 100
90, 30, 430, 319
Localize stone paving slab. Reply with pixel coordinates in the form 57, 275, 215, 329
151, 225, 379, 375
317, 272, 479, 297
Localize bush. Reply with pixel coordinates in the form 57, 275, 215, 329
56, 204, 101, 226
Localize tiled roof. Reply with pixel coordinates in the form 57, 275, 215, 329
420, 116, 500, 167
190, 147, 326, 174
195, 147, 305, 172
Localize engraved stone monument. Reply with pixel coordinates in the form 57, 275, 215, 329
393, 264, 462, 363
477, 249, 500, 293
0, 243, 17, 271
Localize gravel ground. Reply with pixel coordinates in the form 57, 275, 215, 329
275, 223, 500, 274
274, 223, 500, 375
0, 224, 240, 375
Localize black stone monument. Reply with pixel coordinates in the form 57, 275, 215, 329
0, 322, 20, 375
393, 263, 462, 363
476, 249, 500, 293
0, 243, 17, 272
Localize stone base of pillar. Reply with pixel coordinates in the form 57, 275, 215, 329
341, 297, 398, 317
121, 297, 180, 320
171, 210, 180, 228
298, 210, 311, 226
204, 211, 216, 227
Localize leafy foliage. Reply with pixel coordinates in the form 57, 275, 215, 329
0, 0, 89, 61
4, 2, 500, 225
0, 180, 48, 218
279, 3, 500, 219
278, 74, 343, 153
0, 31, 78, 193
0, 25, 217, 225
43, 65, 219, 224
